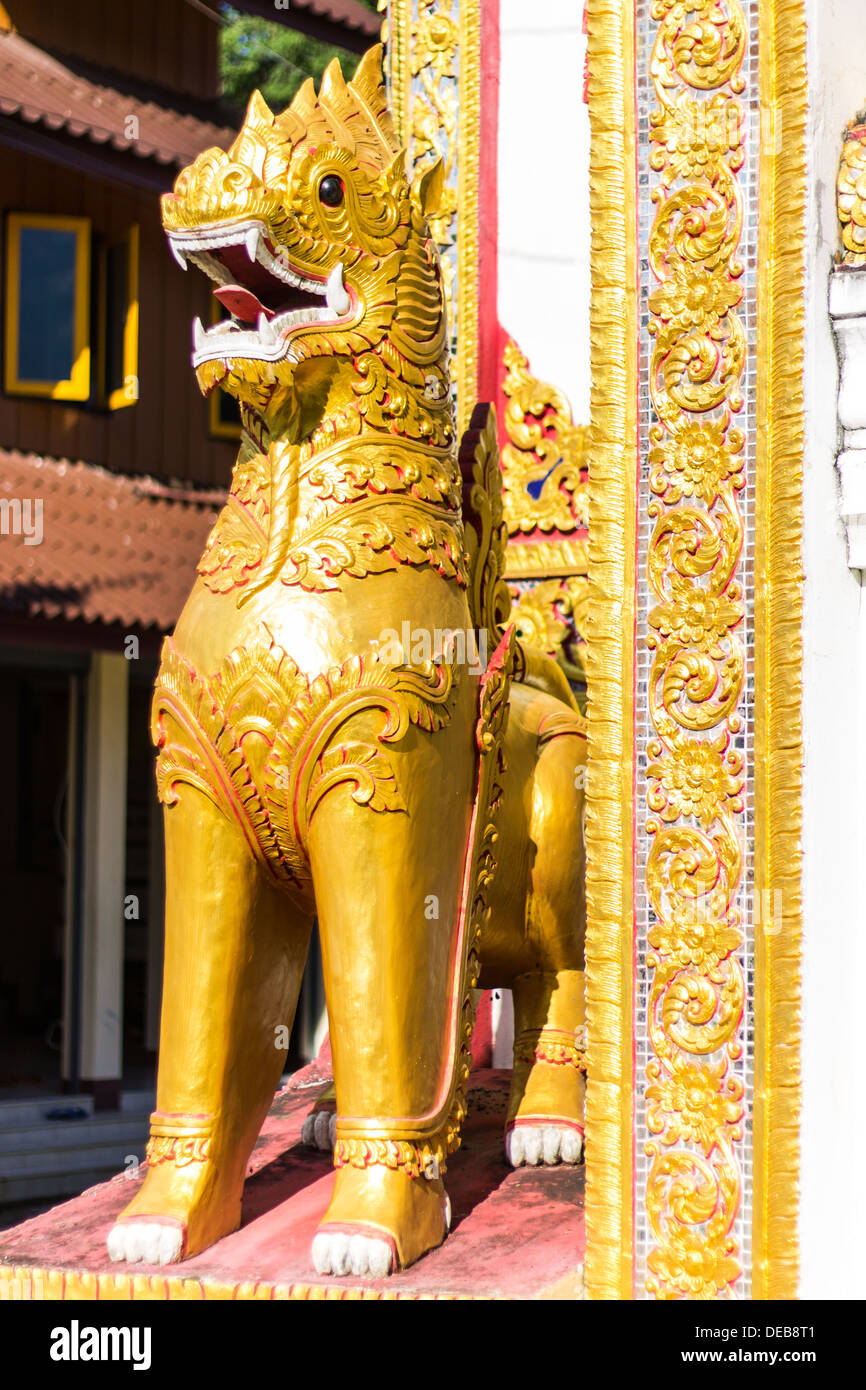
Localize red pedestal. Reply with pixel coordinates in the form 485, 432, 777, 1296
0, 1064, 585, 1300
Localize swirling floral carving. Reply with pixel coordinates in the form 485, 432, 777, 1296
642, 0, 747, 1300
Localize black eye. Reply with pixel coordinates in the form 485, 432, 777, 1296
319, 175, 344, 207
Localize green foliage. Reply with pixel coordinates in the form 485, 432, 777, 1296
219, 5, 374, 120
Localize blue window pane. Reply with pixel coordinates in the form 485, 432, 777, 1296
17, 227, 78, 383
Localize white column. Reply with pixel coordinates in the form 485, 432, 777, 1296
145, 789, 164, 1054
498, 0, 590, 419
78, 652, 129, 1103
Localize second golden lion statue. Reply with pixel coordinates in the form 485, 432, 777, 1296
106, 46, 587, 1277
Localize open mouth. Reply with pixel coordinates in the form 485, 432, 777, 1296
166, 219, 353, 365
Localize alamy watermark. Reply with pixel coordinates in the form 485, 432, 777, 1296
378, 621, 487, 675
0, 497, 42, 546
50, 1320, 151, 1371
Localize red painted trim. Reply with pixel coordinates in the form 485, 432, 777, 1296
471, 989, 494, 1068
505, 1116, 585, 1137
476, 0, 501, 410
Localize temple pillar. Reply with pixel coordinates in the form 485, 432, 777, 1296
801, 0, 866, 1298
63, 652, 129, 1109
145, 788, 164, 1054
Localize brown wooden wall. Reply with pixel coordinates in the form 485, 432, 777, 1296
0, 144, 238, 488
2, 0, 219, 100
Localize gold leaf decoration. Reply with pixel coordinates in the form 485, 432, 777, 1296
501, 341, 589, 537
642, 0, 748, 1300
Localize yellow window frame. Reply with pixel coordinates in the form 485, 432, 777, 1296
4, 213, 91, 400
208, 296, 242, 441
98, 224, 140, 410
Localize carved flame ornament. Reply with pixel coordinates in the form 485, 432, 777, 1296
501, 341, 589, 538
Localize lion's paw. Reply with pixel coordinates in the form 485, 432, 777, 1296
301, 1109, 336, 1151
505, 1125, 583, 1167
106, 1221, 183, 1266
311, 1231, 394, 1279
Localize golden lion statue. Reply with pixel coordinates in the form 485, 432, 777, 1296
106, 46, 587, 1277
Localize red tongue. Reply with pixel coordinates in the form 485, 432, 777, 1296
213, 284, 271, 322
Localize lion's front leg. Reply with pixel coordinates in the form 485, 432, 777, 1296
306, 675, 477, 1277
106, 784, 313, 1265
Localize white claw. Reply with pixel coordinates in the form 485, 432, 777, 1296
124, 1224, 146, 1262
505, 1125, 584, 1168
157, 1225, 184, 1265
363, 1238, 392, 1279
106, 1221, 182, 1265
311, 1232, 332, 1274
524, 1128, 544, 1165
312, 1231, 394, 1278
257, 311, 277, 345
347, 1234, 368, 1276
313, 1110, 332, 1151
170, 239, 188, 270
326, 261, 350, 316
542, 1127, 561, 1165
329, 1113, 337, 1149
245, 226, 260, 263
560, 1129, 584, 1164
330, 1232, 351, 1276
193, 316, 205, 351
106, 1226, 127, 1263
444, 1192, 452, 1231
301, 1113, 317, 1147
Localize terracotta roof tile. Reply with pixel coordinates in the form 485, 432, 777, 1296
0, 30, 234, 167
274, 0, 381, 37
0, 451, 223, 631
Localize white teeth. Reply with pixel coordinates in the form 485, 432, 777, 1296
245, 227, 260, 263
257, 311, 278, 345
326, 261, 350, 316
170, 240, 188, 270
193, 316, 205, 350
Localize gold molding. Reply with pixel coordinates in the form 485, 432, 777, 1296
456, 0, 480, 437
0, 1263, 491, 1301
753, 0, 805, 1301
504, 538, 588, 580
584, 0, 637, 1301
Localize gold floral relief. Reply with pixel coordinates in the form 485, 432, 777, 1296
509, 576, 588, 692
838, 110, 866, 266
642, 0, 748, 1300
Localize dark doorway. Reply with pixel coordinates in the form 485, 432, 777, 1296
0, 657, 76, 1097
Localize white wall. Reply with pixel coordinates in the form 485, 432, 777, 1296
801, 0, 866, 1299
498, 0, 590, 422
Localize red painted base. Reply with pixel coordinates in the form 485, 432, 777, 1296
0, 1066, 585, 1300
